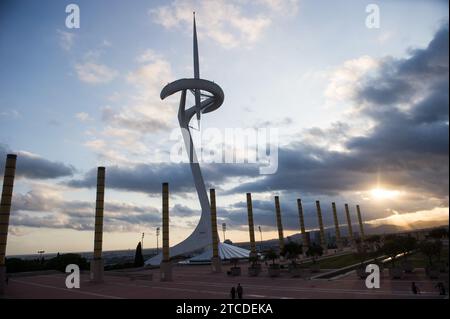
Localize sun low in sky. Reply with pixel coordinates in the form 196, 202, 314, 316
370, 188, 402, 200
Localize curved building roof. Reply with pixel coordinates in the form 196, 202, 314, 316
186, 243, 251, 263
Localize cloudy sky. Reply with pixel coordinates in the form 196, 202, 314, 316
0, 0, 448, 255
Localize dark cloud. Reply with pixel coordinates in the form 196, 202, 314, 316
9, 187, 218, 232
0, 144, 75, 179
227, 144, 374, 196
172, 204, 198, 217
10, 189, 161, 232
67, 162, 259, 194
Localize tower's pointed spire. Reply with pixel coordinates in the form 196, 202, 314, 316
193, 12, 201, 127
193, 11, 200, 79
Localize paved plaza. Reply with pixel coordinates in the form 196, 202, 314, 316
4, 263, 447, 299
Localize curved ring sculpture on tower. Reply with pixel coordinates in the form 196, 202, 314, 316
145, 13, 224, 265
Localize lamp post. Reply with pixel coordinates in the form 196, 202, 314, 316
156, 227, 160, 255
141, 232, 145, 250
222, 223, 226, 241
258, 226, 263, 251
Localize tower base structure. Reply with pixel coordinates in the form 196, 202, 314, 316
146, 210, 212, 265
90, 258, 104, 283
160, 261, 173, 281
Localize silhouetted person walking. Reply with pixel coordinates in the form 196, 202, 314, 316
411, 282, 420, 295
436, 282, 446, 296
230, 286, 236, 299
237, 283, 243, 299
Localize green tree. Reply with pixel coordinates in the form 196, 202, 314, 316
7, 253, 89, 273
306, 244, 323, 264
281, 241, 302, 263
435, 240, 443, 262
384, 234, 398, 241
134, 242, 144, 267
398, 236, 417, 261
264, 249, 278, 266
429, 228, 448, 240
366, 235, 381, 242
46, 253, 89, 272
365, 235, 381, 251
419, 240, 442, 266
354, 242, 369, 267
248, 255, 259, 267
6, 258, 45, 273
230, 257, 239, 268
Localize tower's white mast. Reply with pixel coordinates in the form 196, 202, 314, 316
193, 12, 201, 128
146, 14, 225, 265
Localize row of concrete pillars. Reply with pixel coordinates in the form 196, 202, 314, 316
244, 194, 365, 257
273, 197, 365, 254
0, 153, 220, 288
0, 154, 367, 292
159, 187, 367, 279
159, 184, 222, 280
0, 154, 107, 292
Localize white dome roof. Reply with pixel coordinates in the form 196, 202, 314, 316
187, 242, 251, 262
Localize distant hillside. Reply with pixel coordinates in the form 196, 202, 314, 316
233, 222, 449, 247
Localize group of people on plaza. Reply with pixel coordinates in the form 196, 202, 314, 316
230, 283, 244, 299
227, 281, 447, 299
411, 281, 447, 296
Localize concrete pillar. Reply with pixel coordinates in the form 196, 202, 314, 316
344, 204, 354, 247
315, 200, 327, 252
296, 198, 309, 253
160, 182, 172, 281
274, 196, 284, 252
356, 205, 365, 241
331, 202, 343, 251
246, 193, 257, 257
0, 154, 17, 295
90, 167, 105, 283
210, 189, 221, 273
